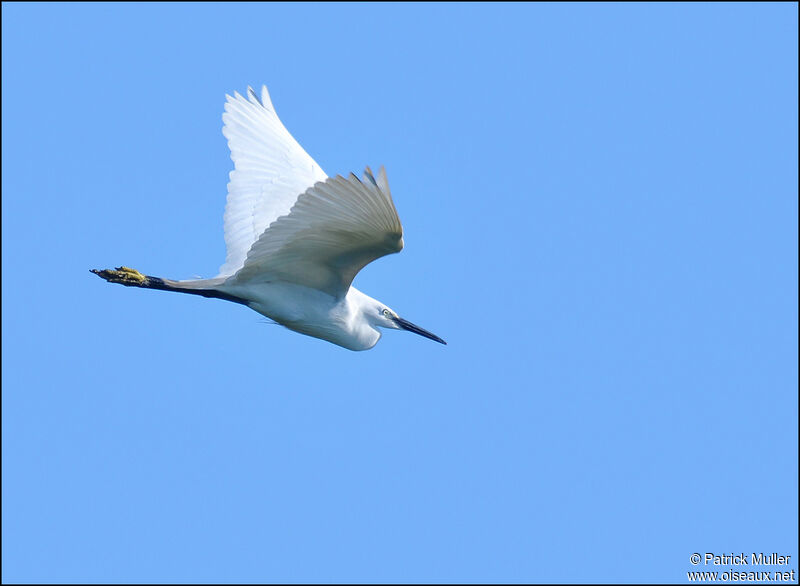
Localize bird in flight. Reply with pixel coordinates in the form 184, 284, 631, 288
92, 85, 445, 350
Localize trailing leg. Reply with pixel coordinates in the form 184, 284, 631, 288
90, 266, 248, 305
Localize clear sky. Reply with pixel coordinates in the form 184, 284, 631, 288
2, 3, 797, 583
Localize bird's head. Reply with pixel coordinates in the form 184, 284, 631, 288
366, 300, 446, 345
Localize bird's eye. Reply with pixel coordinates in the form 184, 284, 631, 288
382, 309, 390, 317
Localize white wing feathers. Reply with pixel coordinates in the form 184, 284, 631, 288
232, 167, 404, 299
218, 85, 327, 278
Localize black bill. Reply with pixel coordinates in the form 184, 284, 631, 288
393, 316, 447, 345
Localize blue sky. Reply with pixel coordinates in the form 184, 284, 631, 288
2, 3, 797, 583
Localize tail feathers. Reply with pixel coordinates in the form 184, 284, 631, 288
90, 266, 248, 305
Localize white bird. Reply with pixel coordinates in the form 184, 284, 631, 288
92, 85, 445, 350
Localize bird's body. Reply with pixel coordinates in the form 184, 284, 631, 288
92, 85, 444, 350
227, 281, 383, 351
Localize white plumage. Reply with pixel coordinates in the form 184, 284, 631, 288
219, 86, 328, 278
92, 85, 444, 351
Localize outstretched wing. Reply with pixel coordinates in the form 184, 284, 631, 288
232, 166, 404, 298
218, 85, 327, 278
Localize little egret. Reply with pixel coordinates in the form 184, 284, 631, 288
92, 85, 445, 350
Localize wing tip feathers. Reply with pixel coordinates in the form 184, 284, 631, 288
224, 85, 275, 113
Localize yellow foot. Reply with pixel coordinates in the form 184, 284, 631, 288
90, 266, 148, 285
